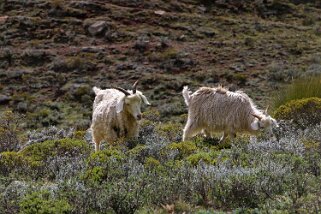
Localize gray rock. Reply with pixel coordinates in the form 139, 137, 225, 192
230, 64, 246, 72
199, 28, 217, 37
16, 101, 28, 112
305, 64, 321, 76
0, 94, 11, 104
134, 35, 150, 52
6, 70, 29, 79
81, 46, 104, 53
88, 21, 107, 36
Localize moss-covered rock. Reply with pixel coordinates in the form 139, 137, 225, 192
274, 97, 321, 127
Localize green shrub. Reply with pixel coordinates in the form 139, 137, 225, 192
27, 106, 62, 128
174, 200, 192, 213
83, 149, 125, 184
302, 140, 320, 150
19, 190, 72, 214
186, 151, 220, 166
0, 151, 37, 176
273, 75, 321, 109
73, 130, 86, 139
156, 122, 182, 141
142, 109, 161, 122
0, 138, 90, 179
274, 97, 321, 126
0, 110, 22, 152
167, 142, 197, 159
144, 157, 161, 169
128, 144, 147, 161
20, 138, 90, 162
232, 73, 247, 85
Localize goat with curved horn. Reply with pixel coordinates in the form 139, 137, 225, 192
91, 82, 151, 151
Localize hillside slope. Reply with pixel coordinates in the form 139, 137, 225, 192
1, 0, 321, 129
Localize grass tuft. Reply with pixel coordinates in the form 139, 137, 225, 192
272, 75, 321, 109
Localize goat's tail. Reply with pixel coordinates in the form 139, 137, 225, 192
93, 86, 101, 95
182, 86, 192, 106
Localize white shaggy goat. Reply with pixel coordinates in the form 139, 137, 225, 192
182, 86, 278, 142
91, 81, 150, 151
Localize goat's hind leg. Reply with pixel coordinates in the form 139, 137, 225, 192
92, 131, 103, 152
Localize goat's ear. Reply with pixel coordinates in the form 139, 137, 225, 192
251, 119, 259, 131
116, 96, 125, 113
140, 94, 151, 106
93, 86, 101, 95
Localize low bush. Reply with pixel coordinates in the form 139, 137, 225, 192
167, 141, 197, 159
0, 115, 320, 213
0, 152, 36, 176
273, 75, 321, 109
82, 149, 125, 184
274, 97, 321, 127
0, 138, 90, 180
19, 190, 72, 214
0, 110, 22, 152
186, 151, 220, 166
21, 138, 90, 162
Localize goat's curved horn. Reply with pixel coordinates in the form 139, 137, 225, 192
112, 87, 130, 96
251, 113, 262, 120
132, 80, 139, 94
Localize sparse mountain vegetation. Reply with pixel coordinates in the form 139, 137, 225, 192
0, 0, 321, 213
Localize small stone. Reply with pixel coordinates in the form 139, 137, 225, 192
197, 6, 207, 13
16, 102, 28, 112
6, 70, 28, 79
0, 95, 11, 104
154, 10, 166, 15
177, 35, 186, 41
88, 21, 107, 36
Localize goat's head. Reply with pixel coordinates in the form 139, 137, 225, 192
113, 81, 150, 120
250, 107, 279, 132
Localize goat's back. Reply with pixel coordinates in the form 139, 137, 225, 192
93, 89, 124, 110
188, 87, 253, 131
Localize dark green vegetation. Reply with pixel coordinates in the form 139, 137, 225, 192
1, 0, 321, 213
274, 97, 321, 127
1, 106, 321, 213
